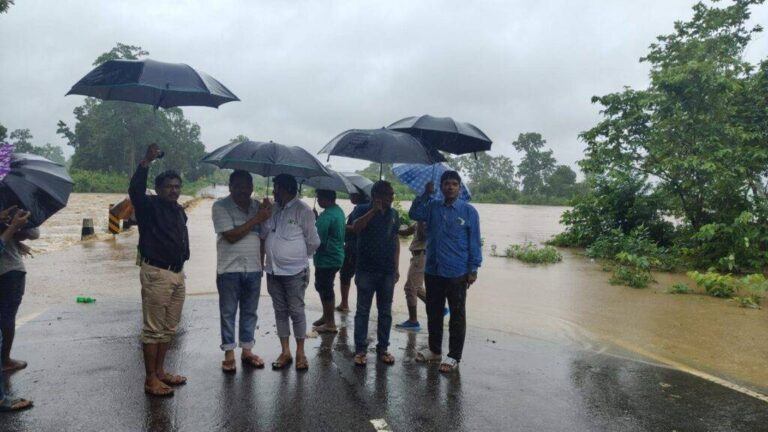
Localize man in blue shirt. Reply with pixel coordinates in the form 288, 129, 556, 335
409, 170, 482, 373
349, 181, 400, 366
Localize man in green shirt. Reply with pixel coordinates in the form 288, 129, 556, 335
312, 189, 346, 333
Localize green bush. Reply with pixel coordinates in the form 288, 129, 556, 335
500, 242, 562, 264
687, 271, 768, 300
667, 283, 692, 294
70, 169, 129, 193
608, 252, 657, 288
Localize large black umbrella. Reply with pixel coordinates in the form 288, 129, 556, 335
388, 115, 492, 155
319, 128, 445, 178
201, 140, 332, 180
302, 170, 357, 194
0, 153, 74, 227
340, 172, 373, 198
66, 59, 240, 109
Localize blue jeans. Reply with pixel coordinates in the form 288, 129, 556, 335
354, 270, 395, 354
0, 330, 4, 402
216, 272, 262, 351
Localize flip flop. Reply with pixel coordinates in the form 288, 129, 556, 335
312, 317, 325, 327
271, 354, 293, 370
415, 349, 442, 363
439, 357, 460, 373
353, 353, 367, 366
159, 373, 187, 386
241, 355, 265, 369
144, 384, 174, 397
335, 306, 349, 312
378, 351, 395, 365
313, 323, 339, 333
295, 355, 309, 371
2, 360, 27, 373
222, 359, 237, 373
0, 398, 33, 412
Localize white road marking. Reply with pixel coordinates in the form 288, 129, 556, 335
370, 418, 393, 431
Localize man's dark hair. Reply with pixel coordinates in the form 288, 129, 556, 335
229, 169, 253, 185
440, 170, 462, 186
371, 180, 393, 198
273, 173, 298, 195
154, 170, 182, 190
316, 189, 336, 201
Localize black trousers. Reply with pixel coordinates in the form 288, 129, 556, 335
425, 273, 467, 361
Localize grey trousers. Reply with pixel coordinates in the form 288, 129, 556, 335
266, 268, 309, 339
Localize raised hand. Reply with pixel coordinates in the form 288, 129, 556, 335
9, 210, 30, 229
425, 181, 435, 195
0, 205, 18, 223
142, 143, 162, 165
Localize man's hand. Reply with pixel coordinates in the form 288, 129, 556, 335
141, 143, 162, 167
425, 181, 435, 195
466, 271, 477, 286
9, 210, 30, 229
0, 205, 18, 223
17, 241, 32, 258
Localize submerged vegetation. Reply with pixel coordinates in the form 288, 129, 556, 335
492, 242, 562, 264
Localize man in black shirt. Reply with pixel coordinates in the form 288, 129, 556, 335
129, 144, 190, 397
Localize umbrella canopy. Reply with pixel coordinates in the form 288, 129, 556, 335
201, 140, 332, 179
392, 163, 472, 202
0, 153, 74, 227
388, 115, 492, 155
302, 170, 357, 194
66, 59, 240, 109
340, 172, 373, 198
319, 129, 445, 165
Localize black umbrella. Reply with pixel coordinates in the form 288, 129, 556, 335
302, 170, 357, 195
340, 172, 373, 198
0, 153, 74, 227
319, 128, 445, 178
388, 115, 492, 155
66, 59, 240, 109
201, 140, 332, 180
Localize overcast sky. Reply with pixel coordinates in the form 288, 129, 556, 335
1, 0, 766, 174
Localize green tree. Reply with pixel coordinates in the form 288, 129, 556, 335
0, 0, 14, 14
9, 128, 34, 153
545, 165, 577, 198
58, 43, 210, 180
0, 123, 7, 142
512, 132, 556, 195
564, 0, 768, 271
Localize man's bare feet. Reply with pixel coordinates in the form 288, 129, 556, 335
335, 304, 349, 313
144, 377, 173, 397
312, 317, 325, 327
313, 323, 338, 333
1, 359, 27, 373
157, 372, 187, 386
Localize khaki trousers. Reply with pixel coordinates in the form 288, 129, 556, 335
140, 263, 185, 344
404, 252, 426, 307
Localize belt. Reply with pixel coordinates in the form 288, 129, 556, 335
142, 257, 184, 273
412, 250, 425, 256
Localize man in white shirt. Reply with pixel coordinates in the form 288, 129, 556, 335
261, 174, 320, 371
212, 170, 272, 373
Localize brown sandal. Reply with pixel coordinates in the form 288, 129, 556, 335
378, 351, 395, 365
144, 384, 174, 397
354, 353, 367, 366
222, 359, 237, 373
242, 355, 265, 369
272, 354, 293, 370
159, 373, 187, 386
295, 355, 309, 371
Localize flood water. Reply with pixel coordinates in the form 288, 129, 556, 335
25, 191, 768, 395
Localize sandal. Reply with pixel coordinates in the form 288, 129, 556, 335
295, 355, 309, 371
144, 384, 174, 397
222, 359, 237, 373
242, 355, 265, 369
415, 349, 442, 363
313, 323, 339, 333
335, 305, 349, 313
378, 351, 395, 365
159, 373, 187, 386
439, 357, 459, 373
312, 317, 325, 327
353, 353, 367, 366
0, 398, 33, 412
271, 354, 293, 370
2, 359, 28, 373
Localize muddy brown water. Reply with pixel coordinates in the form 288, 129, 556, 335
19, 192, 768, 396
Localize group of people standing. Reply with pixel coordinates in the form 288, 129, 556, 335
130, 144, 482, 397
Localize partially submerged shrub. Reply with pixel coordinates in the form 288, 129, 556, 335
668, 283, 692, 294
501, 242, 562, 264
608, 252, 657, 288
687, 271, 768, 301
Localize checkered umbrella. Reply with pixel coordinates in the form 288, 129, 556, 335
392, 163, 471, 201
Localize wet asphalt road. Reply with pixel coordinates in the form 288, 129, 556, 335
2, 297, 768, 432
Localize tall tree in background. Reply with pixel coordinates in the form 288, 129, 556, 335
57, 43, 210, 179
451, 152, 517, 195
512, 132, 556, 196
0, 0, 14, 14
6, 128, 66, 163
545, 165, 577, 198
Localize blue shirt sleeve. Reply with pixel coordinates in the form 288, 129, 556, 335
408, 192, 431, 222
467, 205, 482, 273
348, 204, 369, 224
